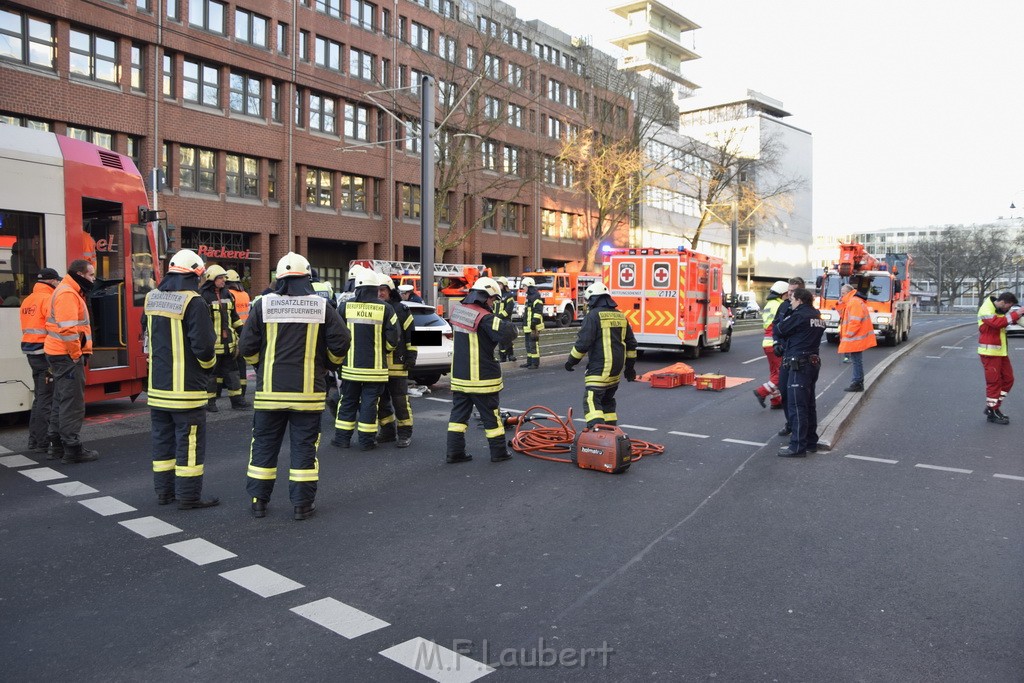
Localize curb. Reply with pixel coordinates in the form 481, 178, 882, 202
815, 320, 975, 451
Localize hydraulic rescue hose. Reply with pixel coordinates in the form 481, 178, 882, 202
505, 405, 665, 464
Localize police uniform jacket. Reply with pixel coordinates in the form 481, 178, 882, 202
336, 286, 399, 382
238, 278, 351, 411
200, 282, 242, 355
524, 288, 544, 333
450, 293, 517, 394
569, 296, 637, 388
144, 273, 217, 410
774, 303, 826, 359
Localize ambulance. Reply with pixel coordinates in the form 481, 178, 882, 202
602, 247, 732, 358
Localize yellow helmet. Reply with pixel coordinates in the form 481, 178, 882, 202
275, 252, 311, 279
521, 277, 536, 288
495, 276, 509, 287
225, 269, 241, 283
205, 264, 227, 281
168, 249, 204, 276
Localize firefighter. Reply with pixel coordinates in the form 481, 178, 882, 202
225, 269, 251, 396
375, 272, 417, 448
311, 268, 341, 414
520, 276, 544, 369
144, 249, 220, 509
563, 282, 638, 428
332, 268, 399, 451
44, 259, 99, 463
837, 279, 877, 392
753, 281, 789, 409
774, 288, 826, 457
494, 276, 517, 362
446, 277, 518, 464
200, 264, 248, 412
239, 253, 349, 519
977, 292, 1023, 424
772, 277, 805, 438
20, 267, 61, 454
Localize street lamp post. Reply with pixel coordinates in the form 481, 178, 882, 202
420, 74, 435, 306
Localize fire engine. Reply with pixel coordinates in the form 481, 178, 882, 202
818, 242, 913, 346
350, 259, 490, 316
603, 247, 732, 358
514, 267, 601, 327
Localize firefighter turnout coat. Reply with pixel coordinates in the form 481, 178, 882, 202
144, 281, 217, 410
568, 299, 637, 388
201, 282, 242, 354
44, 274, 92, 359
524, 289, 544, 334
837, 289, 877, 353
336, 289, 399, 383
450, 300, 518, 394
386, 301, 417, 378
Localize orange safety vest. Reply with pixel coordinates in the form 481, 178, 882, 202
44, 274, 92, 360
231, 288, 251, 322
20, 281, 54, 354
82, 231, 96, 266
837, 289, 877, 353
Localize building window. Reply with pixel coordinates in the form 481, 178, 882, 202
382, 8, 391, 36
349, 48, 374, 81
270, 82, 282, 122
482, 198, 497, 231
409, 68, 424, 96
397, 183, 420, 219
507, 63, 522, 87
189, 0, 225, 34
436, 190, 450, 224
309, 92, 336, 134
439, 34, 456, 63
305, 167, 333, 207
401, 119, 420, 154
543, 155, 558, 185
183, 59, 220, 107
126, 135, 142, 169
339, 174, 367, 212
503, 145, 520, 175
480, 140, 497, 171
225, 154, 259, 198
466, 45, 477, 69
0, 9, 55, 70
410, 21, 431, 51
229, 72, 263, 117
276, 22, 288, 54
483, 53, 500, 79
235, 9, 268, 48
547, 78, 562, 103
267, 161, 278, 200
66, 127, 113, 150
350, 0, 375, 31
567, 87, 581, 109
477, 15, 499, 37
438, 80, 457, 108
130, 44, 145, 91
299, 30, 309, 62
507, 103, 523, 128
315, 0, 342, 18
501, 203, 519, 232
69, 29, 118, 84
179, 146, 216, 193
344, 103, 369, 140
0, 112, 51, 130
547, 116, 563, 139
438, 0, 457, 19
166, 0, 179, 20
483, 95, 501, 120
294, 88, 304, 126
315, 37, 342, 71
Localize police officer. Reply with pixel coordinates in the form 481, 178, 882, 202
493, 276, 517, 362
446, 277, 518, 464
375, 272, 417, 448
773, 287, 826, 457
753, 281, 789, 409
772, 277, 805, 437
144, 249, 220, 509
564, 282, 638, 427
332, 268, 399, 451
239, 252, 350, 520
20, 267, 60, 454
200, 264, 248, 412
225, 269, 251, 396
520, 277, 544, 369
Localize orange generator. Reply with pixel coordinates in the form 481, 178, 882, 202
573, 424, 632, 474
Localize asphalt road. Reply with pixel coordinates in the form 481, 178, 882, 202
1, 314, 1020, 681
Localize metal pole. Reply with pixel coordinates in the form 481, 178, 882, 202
730, 200, 738, 300
420, 74, 435, 306
937, 253, 943, 313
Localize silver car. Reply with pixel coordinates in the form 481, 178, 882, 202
402, 302, 454, 386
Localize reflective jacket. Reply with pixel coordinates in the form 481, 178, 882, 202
494, 292, 515, 320
761, 297, 783, 349
230, 288, 251, 322
449, 298, 517, 394
569, 297, 637, 388
44, 274, 92, 359
239, 290, 351, 411
201, 282, 242, 355
977, 297, 1012, 357
144, 283, 217, 411
337, 287, 399, 382
386, 301, 417, 378
21, 281, 55, 355
524, 289, 545, 333
838, 290, 877, 353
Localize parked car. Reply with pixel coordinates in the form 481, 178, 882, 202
402, 302, 453, 386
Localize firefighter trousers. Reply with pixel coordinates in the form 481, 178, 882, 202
46, 354, 85, 448
151, 407, 206, 501
446, 391, 506, 459
236, 356, 248, 395
208, 354, 241, 398
377, 376, 413, 438
981, 355, 1014, 407
335, 380, 383, 446
27, 354, 54, 448
525, 333, 540, 363
785, 364, 819, 453
246, 410, 321, 506
584, 382, 619, 427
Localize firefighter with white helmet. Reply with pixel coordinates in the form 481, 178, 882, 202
224, 269, 252, 396
753, 281, 789, 409
520, 276, 544, 368
445, 276, 518, 464
563, 281, 638, 427
375, 272, 418, 447
200, 263, 248, 411
493, 276, 517, 362
239, 252, 350, 520
144, 249, 220, 509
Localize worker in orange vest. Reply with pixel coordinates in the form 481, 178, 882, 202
21, 267, 61, 454
837, 280, 877, 392
44, 259, 99, 463
225, 269, 251, 396
81, 230, 96, 266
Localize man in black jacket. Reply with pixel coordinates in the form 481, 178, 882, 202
773, 287, 826, 457
771, 277, 805, 437
200, 264, 248, 412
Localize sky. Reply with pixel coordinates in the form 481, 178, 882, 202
508, 0, 1024, 234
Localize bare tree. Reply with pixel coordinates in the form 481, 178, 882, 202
907, 226, 1019, 310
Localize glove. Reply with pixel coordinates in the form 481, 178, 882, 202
624, 362, 637, 382
773, 344, 784, 358
1010, 307, 1023, 324
564, 359, 577, 372
403, 350, 418, 371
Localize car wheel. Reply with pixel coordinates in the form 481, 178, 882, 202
718, 331, 732, 353
411, 373, 441, 387
555, 307, 572, 328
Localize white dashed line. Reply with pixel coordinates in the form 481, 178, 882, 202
993, 473, 1024, 482
915, 464, 973, 474
925, 355, 942, 359
0, 454, 38, 468
164, 538, 238, 565
380, 637, 494, 683
669, 431, 709, 439
845, 455, 899, 464
741, 356, 765, 365
722, 438, 766, 447
940, 346, 963, 350
425, 397, 453, 403
78, 496, 137, 516
291, 597, 390, 638
119, 516, 183, 539
618, 424, 657, 432
19, 467, 66, 482
48, 481, 99, 497
0, 444, 11, 454
219, 564, 305, 598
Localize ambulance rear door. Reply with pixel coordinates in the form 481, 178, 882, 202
607, 253, 643, 336
640, 252, 679, 344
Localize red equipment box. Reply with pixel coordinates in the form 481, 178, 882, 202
694, 373, 726, 391
649, 371, 695, 388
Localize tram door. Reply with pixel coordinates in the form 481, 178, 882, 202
82, 197, 128, 370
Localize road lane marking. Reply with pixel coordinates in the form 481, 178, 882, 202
914, 464, 973, 474
925, 355, 942, 359
380, 637, 494, 683
993, 473, 1024, 482
0, 454, 38, 468
120, 516, 183, 539
669, 431, 709, 439
741, 356, 765, 365
0, 445, 10, 454
19, 467, 65, 482
164, 538, 237, 565
722, 438, 766, 447
291, 597, 390, 638
219, 564, 304, 598
48, 481, 99, 497
425, 397, 453, 403
618, 424, 657, 432
78, 496, 137, 516
940, 346, 963, 350
845, 455, 899, 464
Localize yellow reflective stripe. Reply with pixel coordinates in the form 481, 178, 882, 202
175, 464, 203, 477
303, 324, 317, 394
147, 397, 209, 410
584, 375, 619, 388
397, 417, 413, 427
171, 318, 185, 393
335, 419, 356, 430
491, 316, 500, 332
484, 425, 504, 438
625, 350, 637, 359
570, 347, 585, 360
289, 459, 319, 482
604, 412, 618, 422
379, 414, 396, 426
447, 422, 468, 433
601, 324, 613, 379
247, 465, 277, 480
340, 367, 389, 381
153, 458, 175, 472
187, 425, 198, 468
253, 399, 325, 412
327, 350, 344, 365
469, 330, 480, 383
357, 422, 377, 433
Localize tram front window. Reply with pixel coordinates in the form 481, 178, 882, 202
83, 197, 127, 368
0, 210, 45, 306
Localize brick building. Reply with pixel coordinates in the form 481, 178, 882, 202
0, 0, 633, 290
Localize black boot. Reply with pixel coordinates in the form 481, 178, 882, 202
986, 407, 1010, 425
230, 396, 250, 410
519, 360, 532, 368
157, 493, 176, 506
377, 423, 397, 443
488, 436, 512, 462
844, 381, 864, 392
396, 427, 412, 449
61, 443, 98, 464
294, 503, 317, 520
46, 435, 63, 459
446, 430, 471, 463
206, 399, 219, 413
178, 496, 219, 510
251, 498, 268, 518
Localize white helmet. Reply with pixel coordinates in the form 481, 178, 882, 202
471, 276, 501, 297
584, 282, 609, 300
224, 269, 241, 283
495, 276, 509, 287
348, 263, 368, 280
168, 249, 205, 276
275, 252, 311, 279
354, 269, 379, 288
377, 272, 396, 289
205, 264, 227, 281
769, 280, 789, 295
521, 277, 536, 288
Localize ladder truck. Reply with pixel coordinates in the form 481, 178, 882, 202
350, 259, 491, 317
